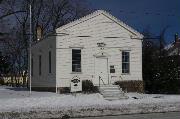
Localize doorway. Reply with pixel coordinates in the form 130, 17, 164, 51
94, 57, 109, 85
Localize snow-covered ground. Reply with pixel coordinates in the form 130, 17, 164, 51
0, 86, 180, 118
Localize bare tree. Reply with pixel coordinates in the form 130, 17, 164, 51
0, 0, 91, 87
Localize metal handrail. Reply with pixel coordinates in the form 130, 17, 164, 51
119, 75, 123, 80
99, 76, 105, 87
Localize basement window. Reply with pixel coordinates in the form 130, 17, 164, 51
72, 49, 81, 72
122, 51, 130, 74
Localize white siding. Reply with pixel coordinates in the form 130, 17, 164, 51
56, 14, 142, 87
31, 36, 56, 87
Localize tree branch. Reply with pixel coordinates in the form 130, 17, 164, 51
0, 11, 26, 19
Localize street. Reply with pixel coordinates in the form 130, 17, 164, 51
72, 112, 180, 119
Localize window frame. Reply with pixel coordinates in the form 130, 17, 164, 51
72, 49, 81, 73
122, 51, 130, 74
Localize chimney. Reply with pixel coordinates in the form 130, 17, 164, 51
175, 33, 179, 43
36, 25, 43, 41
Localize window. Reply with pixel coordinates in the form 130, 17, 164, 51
49, 51, 51, 73
122, 51, 130, 74
31, 58, 33, 76
72, 49, 81, 72
110, 65, 115, 73
39, 55, 41, 75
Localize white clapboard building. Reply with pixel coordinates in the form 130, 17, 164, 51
31, 10, 144, 93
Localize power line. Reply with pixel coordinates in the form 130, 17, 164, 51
118, 10, 178, 17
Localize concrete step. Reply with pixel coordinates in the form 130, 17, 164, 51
100, 88, 123, 92
99, 84, 119, 87
99, 85, 119, 88
99, 84, 128, 101
102, 93, 125, 97
101, 91, 124, 95
100, 86, 119, 89
104, 97, 121, 100
104, 96, 128, 101
99, 85, 120, 90
100, 87, 123, 92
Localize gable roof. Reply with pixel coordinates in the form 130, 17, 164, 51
56, 10, 143, 39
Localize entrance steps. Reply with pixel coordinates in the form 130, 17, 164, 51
99, 85, 128, 100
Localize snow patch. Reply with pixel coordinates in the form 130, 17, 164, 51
0, 86, 180, 118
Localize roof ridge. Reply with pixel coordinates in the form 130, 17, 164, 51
56, 10, 103, 32
56, 10, 143, 38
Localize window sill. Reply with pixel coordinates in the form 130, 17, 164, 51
71, 72, 82, 74
111, 75, 117, 78
121, 73, 130, 75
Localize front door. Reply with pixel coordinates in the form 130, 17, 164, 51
94, 57, 108, 85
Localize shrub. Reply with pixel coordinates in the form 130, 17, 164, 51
59, 87, 70, 93
0, 78, 4, 85
114, 80, 144, 93
82, 80, 99, 93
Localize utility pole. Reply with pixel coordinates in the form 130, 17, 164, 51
178, 41, 180, 80
29, 3, 32, 95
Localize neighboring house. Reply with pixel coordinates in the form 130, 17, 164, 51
31, 10, 143, 93
165, 34, 180, 80
165, 34, 180, 56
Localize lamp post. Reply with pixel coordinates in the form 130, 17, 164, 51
29, 3, 32, 95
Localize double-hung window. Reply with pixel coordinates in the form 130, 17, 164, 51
122, 51, 130, 74
72, 49, 81, 72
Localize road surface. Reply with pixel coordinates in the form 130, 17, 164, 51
72, 112, 180, 119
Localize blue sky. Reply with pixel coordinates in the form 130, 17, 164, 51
87, 0, 180, 43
